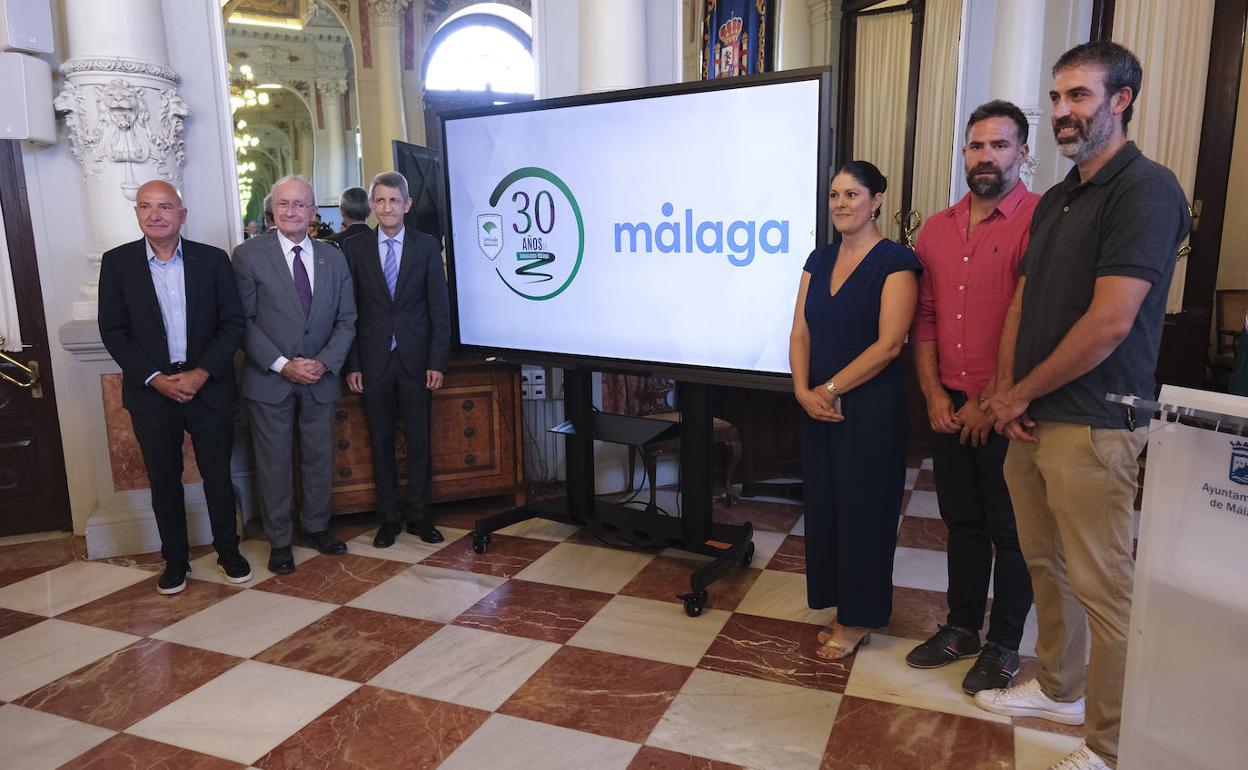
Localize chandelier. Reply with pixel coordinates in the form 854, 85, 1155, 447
229, 63, 270, 112
229, 63, 267, 217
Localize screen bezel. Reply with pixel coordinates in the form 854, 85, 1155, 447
439, 66, 834, 391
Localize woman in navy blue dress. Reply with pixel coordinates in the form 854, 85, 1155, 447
789, 161, 921, 660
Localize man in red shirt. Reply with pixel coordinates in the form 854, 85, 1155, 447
906, 100, 1039, 694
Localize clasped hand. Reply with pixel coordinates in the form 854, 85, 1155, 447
281, 357, 326, 385
797, 386, 844, 423
152, 368, 209, 404
926, 390, 993, 447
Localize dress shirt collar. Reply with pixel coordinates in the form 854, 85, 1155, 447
145, 238, 183, 264
946, 178, 1033, 222
276, 230, 314, 258
377, 226, 405, 250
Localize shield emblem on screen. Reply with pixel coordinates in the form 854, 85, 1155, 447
477, 214, 504, 260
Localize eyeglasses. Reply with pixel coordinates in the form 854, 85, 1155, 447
274, 200, 313, 211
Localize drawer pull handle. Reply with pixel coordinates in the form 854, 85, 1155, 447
335, 410, 348, 422
464, 453, 476, 466
462, 400, 474, 411
337, 439, 350, 450
464, 427, 475, 438
338, 467, 352, 478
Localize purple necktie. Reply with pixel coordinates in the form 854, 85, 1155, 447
292, 244, 312, 315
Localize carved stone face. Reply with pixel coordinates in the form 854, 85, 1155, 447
101, 80, 140, 130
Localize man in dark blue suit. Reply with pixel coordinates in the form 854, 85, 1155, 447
344, 171, 450, 548
98, 180, 251, 594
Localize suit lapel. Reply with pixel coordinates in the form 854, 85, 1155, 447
307, 240, 332, 328
394, 232, 417, 299
134, 241, 166, 335
266, 234, 306, 322
181, 241, 200, 345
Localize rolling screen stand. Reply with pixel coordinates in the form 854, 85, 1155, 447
471, 368, 755, 616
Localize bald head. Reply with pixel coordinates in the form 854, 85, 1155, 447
136, 179, 183, 205
134, 179, 187, 255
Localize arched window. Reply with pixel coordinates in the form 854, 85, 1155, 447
423, 5, 534, 95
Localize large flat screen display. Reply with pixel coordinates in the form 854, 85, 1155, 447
441, 70, 830, 382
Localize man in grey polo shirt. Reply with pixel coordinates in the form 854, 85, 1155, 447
973, 42, 1189, 770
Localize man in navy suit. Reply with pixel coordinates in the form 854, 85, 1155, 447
344, 171, 450, 548
98, 180, 252, 594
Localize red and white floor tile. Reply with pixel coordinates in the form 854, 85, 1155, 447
0, 460, 1087, 769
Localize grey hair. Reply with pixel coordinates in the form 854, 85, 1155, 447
271, 175, 315, 203
338, 186, 369, 222
368, 171, 409, 202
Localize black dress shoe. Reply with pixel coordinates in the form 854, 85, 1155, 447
373, 521, 401, 548
305, 530, 347, 554
406, 519, 444, 544
268, 546, 295, 575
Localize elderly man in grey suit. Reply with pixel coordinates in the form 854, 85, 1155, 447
232, 175, 357, 574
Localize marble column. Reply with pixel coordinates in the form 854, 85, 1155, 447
578, 0, 648, 93
989, 0, 1045, 185
777, 0, 812, 70
52, 0, 190, 320
295, 117, 315, 181
808, 0, 843, 67
368, 0, 410, 146
317, 78, 348, 204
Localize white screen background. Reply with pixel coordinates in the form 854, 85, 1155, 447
444, 78, 822, 375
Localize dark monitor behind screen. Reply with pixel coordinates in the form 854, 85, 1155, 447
393, 140, 445, 240
440, 69, 832, 388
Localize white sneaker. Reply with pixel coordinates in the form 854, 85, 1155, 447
973, 678, 1086, 725
1049, 742, 1110, 770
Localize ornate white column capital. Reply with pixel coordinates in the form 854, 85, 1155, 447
53, 56, 190, 193
316, 78, 349, 98
367, 0, 411, 27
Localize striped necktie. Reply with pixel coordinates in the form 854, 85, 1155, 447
383, 239, 398, 299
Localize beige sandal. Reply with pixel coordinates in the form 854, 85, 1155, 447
816, 631, 871, 660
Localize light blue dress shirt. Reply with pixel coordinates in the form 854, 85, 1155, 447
145, 238, 187, 384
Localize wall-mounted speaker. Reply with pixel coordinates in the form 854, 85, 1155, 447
0, 0, 54, 54
0, 52, 54, 144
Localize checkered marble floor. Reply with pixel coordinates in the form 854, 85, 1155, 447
0, 460, 1089, 770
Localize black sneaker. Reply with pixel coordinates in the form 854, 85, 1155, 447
157, 561, 191, 595
961, 641, 1020, 695
217, 550, 252, 584
905, 625, 981, 669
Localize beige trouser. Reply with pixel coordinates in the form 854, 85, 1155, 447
1004, 421, 1146, 768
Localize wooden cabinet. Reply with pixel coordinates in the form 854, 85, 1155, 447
329, 360, 525, 513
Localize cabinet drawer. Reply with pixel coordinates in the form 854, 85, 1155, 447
431, 385, 498, 476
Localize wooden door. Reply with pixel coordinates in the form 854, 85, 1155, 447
0, 140, 72, 535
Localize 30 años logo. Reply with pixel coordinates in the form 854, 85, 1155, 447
477, 167, 584, 301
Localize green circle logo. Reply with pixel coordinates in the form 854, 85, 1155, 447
481, 167, 584, 301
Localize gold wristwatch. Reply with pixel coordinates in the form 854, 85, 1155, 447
825, 380, 839, 397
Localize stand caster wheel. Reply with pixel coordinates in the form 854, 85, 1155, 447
472, 533, 491, 554
680, 590, 708, 617
739, 542, 755, 567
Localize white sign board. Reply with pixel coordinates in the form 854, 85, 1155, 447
1119, 386, 1248, 769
